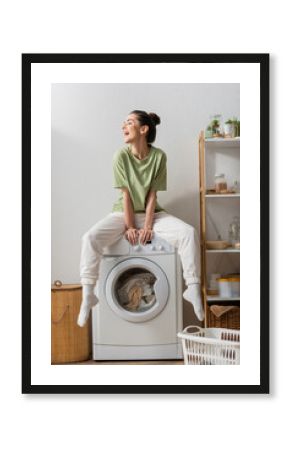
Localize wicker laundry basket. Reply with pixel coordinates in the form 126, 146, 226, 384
207, 304, 240, 330
51, 283, 91, 363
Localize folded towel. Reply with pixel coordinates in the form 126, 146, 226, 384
210, 305, 239, 318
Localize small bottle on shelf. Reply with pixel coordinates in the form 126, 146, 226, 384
231, 179, 240, 193
207, 273, 221, 296
228, 216, 240, 247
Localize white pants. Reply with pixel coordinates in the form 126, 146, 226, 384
80, 211, 200, 286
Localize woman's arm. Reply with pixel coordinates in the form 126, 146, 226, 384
139, 190, 156, 245
121, 188, 138, 245
144, 190, 156, 229
122, 188, 135, 229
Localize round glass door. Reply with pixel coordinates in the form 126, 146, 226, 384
105, 258, 169, 323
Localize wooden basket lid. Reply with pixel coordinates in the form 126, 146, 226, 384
51, 283, 82, 291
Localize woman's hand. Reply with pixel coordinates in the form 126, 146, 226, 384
138, 227, 153, 245
125, 227, 139, 245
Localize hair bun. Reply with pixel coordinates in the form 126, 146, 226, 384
148, 112, 161, 126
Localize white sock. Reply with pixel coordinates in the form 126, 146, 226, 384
183, 283, 205, 322
77, 284, 99, 327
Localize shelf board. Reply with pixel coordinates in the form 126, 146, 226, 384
207, 296, 240, 302
206, 248, 240, 253
205, 193, 240, 198
205, 137, 240, 148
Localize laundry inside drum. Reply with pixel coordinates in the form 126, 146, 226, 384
115, 268, 157, 313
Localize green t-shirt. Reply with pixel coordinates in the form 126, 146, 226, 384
112, 144, 167, 213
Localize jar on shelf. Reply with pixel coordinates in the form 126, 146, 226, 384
229, 276, 240, 297
217, 275, 240, 298
215, 173, 228, 193
217, 277, 232, 298
228, 216, 240, 246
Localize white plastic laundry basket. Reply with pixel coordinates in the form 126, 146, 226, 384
177, 326, 240, 365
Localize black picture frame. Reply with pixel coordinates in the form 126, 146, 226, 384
22, 53, 269, 394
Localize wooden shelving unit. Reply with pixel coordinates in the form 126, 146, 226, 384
199, 131, 240, 327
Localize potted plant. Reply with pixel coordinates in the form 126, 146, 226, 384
206, 114, 223, 138
210, 114, 223, 137
232, 117, 240, 137
211, 119, 220, 135
205, 125, 213, 138
224, 119, 235, 138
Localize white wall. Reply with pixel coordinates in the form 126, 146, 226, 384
51, 83, 240, 284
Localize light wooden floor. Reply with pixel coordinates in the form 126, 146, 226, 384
54, 359, 184, 365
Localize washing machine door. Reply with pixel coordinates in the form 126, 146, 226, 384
105, 257, 169, 323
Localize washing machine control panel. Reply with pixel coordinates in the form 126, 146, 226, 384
103, 235, 175, 256
130, 237, 174, 255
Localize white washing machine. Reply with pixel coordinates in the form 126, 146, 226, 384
92, 235, 183, 360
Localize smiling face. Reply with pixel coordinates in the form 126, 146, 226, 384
122, 114, 148, 144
